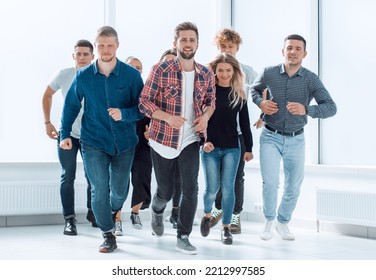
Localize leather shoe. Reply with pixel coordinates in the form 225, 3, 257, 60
86, 209, 98, 227
64, 217, 77, 236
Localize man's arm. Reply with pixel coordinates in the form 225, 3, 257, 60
193, 106, 214, 133
60, 77, 82, 144
151, 109, 186, 129
42, 85, 58, 139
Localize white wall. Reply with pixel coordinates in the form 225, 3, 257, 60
0, 0, 104, 162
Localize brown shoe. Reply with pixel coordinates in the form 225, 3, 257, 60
209, 207, 223, 228
200, 216, 211, 237
230, 214, 241, 234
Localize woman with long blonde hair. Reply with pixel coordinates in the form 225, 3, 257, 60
200, 53, 254, 245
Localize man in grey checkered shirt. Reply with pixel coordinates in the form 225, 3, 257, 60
250, 34, 337, 241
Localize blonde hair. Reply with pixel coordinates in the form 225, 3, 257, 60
208, 53, 246, 109
213, 28, 242, 47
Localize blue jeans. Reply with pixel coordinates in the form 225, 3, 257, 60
201, 147, 240, 225
259, 127, 305, 223
214, 135, 246, 214
150, 142, 200, 238
81, 143, 134, 232
57, 136, 92, 219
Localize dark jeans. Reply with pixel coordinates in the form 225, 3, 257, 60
81, 143, 134, 232
151, 142, 200, 237
131, 144, 152, 209
172, 165, 182, 208
215, 134, 245, 214
58, 136, 92, 219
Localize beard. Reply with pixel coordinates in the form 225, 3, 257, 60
178, 49, 196, 60
100, 54, 116, 63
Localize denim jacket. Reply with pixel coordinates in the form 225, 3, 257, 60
61, 59, 144, 155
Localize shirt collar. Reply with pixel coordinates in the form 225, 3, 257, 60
280, 63, 304, 77
93, 58, 120, 76
171, 58, 203, 74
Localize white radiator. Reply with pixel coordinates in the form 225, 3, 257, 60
0, 180, 87, 216
317, 188, 376, 228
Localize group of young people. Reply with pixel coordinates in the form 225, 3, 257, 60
42, 22, 336, 255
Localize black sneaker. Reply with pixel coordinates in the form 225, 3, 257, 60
200, 216, 211, 237
86, 209, 98, 228
99, 232, 117, 253
151, 210, 164, 237
63, 217, 77, 236
169, 208, 179, 229
221, 226, 233, 245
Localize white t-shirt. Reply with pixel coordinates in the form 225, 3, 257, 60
49, 67, 84, 139
149, 70, 198, 159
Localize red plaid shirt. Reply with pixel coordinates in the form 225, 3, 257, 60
139, 58, 216, 149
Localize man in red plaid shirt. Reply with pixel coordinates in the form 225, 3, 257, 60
139, 22, 215, 255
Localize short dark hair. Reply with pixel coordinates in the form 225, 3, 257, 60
174, 22, 199, 42
159, 48, 177, 62
284, 34, 306, 50
125, 56, 142, 67
74, 39, 93, 53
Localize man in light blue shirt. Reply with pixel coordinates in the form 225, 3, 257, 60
60, 26, 144, 253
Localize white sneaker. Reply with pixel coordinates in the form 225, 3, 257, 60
260, 220, 275, 240
114, 221, 123, 236
276, 221, 295, 240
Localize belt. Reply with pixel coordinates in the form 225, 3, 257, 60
265, 125, 304, 137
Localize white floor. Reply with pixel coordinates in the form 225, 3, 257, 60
1, 218, 375, 260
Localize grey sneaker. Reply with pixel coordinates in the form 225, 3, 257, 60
114, 221, 123, 236
151, 210, 164, 236
176, 235, 197, 255
130, 212, 143, 230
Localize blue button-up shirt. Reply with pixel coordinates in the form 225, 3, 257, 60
61, 59, 144, 155
250, 64, 337, 133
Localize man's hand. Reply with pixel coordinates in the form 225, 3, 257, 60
286, 102, 306, 115
166, 115, 186, 129
45, 122, 58, 140
60, 138, 72, 150
260, 100, 278, 115
108, 108, 122, 121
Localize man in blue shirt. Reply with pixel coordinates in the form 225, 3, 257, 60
60, 26, 144, 253
250, 34, 336, 241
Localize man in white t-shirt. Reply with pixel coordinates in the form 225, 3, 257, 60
42, 39, 94, 235
139, 22, 216, 255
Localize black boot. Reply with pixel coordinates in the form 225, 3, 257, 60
170, 207, 179, 229
86, 209, 98, 227
99, 232, 117, 253
63, 217, 77, 236
221, 226, 233, 245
